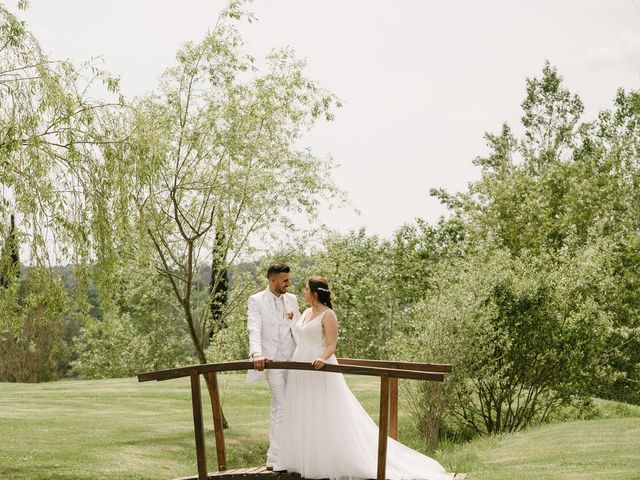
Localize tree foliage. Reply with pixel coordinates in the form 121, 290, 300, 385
1, 1, 343, 379
395, 243, 613, 436
0, 4, 126, 381
1, 7, 638, 455
113, 2, 341, 365
0, 4, 124, 267
0, 267, 72, 382
394, 63, 640, 438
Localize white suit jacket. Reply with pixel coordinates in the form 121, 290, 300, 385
246, 287, 300, 383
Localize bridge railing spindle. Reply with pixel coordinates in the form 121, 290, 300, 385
207, 371, 227, 471
190, 372, 208, 480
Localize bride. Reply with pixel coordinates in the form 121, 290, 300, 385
274, 276, 452, 480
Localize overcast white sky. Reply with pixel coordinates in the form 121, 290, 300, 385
4, 0, 640, 238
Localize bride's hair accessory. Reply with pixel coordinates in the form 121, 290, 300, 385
308, 276, 333, 309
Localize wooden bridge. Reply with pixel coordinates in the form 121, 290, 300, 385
137, 358, 461, 480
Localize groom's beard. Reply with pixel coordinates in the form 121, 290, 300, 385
271, 281, 288, 296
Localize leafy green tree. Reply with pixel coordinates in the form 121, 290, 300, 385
1, 1, 341, 379
431, 63, 640, 404
115, 1, 341, 366
387, 218, 466, 309
0, 267, 72, 382
72, 260, 194, 378
0, 4, 125, 381
290, 221, 464, 360
394, 242, 613, 436
580, 89, 640, 402
294, 230, 394, 358
0, 4, 123, 268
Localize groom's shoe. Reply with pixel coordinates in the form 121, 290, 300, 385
266, 463, 287, 473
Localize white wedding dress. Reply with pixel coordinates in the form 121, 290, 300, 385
274, 309, 452, 480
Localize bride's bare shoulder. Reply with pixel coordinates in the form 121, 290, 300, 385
322, 308, 338, 322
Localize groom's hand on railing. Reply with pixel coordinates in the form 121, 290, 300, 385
252, 355, 270, 371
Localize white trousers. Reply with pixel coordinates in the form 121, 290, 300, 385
265, 342, 292, 466
265, 367, 288, 466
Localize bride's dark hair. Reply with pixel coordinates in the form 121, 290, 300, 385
308, 276, 333, 309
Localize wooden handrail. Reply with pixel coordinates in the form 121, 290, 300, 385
137, 360, 447, 383
138, 359, 452, 480
336, 358, 453, 373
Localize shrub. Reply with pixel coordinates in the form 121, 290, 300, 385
392, 242, 613, 437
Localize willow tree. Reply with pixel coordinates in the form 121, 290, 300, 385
116, 1, 341, 365
0, 3, 124, 264
0, 3, 126, 380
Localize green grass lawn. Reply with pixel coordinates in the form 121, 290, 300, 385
0, 374, 384, 480
440, 415, 640, 480
1, 375, 639, 479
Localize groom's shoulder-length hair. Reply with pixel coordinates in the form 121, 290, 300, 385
266, 263, 290, 278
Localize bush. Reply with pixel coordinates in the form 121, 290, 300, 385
72, 310, 194, 379
72, 265, 194, 378
0, 268, 73, 382
392, 242, 613, 437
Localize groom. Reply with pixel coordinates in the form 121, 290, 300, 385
247, 263, 300, 469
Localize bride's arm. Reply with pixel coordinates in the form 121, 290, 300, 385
312, 311, 338, 369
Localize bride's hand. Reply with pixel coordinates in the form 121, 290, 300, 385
312, 358, 326, 369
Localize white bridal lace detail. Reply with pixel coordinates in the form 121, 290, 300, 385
274, 309, 452, 480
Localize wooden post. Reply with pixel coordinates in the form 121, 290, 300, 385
389, 377, 398, 440
207, 372, 227, 471
377, 375, 390, 480
190, 372, 208, 480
